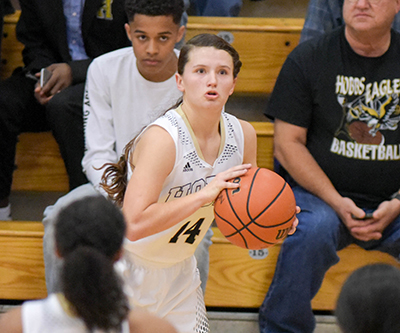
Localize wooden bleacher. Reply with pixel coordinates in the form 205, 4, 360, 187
1, 12, 400, 312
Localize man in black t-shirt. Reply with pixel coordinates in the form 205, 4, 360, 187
259, 0, 400, 332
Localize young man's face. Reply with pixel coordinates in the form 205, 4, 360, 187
125, 14, 185, 82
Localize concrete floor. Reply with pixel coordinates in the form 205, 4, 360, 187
209, 312, 341, 333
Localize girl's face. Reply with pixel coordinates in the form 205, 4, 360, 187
176, 46, 237, 110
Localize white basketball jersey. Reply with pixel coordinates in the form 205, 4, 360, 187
21, 294, 130, 332
125, 106, 244, 264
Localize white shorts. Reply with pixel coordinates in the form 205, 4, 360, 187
115, 252, 209, 333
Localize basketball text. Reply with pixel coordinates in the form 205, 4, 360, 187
276, 227, 291, 240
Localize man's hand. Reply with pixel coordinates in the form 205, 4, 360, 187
34, 63, 73, 105
348, 199, 400, 242
337, 197, 400, 242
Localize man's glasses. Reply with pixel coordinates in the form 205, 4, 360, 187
347, 0, 381, 4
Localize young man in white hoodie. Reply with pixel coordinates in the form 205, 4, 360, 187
42, 0, 212, 297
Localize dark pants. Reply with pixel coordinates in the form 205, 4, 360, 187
259, 186, 400, 333
0, 71, 87, 200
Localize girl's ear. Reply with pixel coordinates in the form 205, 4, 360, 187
176, 73, 185, 93
229, 77, 237, 96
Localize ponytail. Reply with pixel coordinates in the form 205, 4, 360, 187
100, 139, 135, 207
62, 247, 129, 332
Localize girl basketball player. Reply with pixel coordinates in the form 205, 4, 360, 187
101, 33, 297, 333
0, 196, 177, 333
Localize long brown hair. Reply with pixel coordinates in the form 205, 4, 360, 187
100, 33, 242, 206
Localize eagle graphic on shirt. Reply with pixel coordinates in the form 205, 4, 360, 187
334, 76, 400, 145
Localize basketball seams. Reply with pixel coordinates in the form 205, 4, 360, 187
225, 188, 246, 229
214, 209, 250, 248
215, 209, 277, 248
250, 182, 291, 228
214, 167, 296, 250
247, 169, 290, 228
228, 227, 276, 248
221, 215, 291, 248
215, 189, 250, 248
246, 168, 260, 223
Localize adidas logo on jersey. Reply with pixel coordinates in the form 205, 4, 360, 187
183, 162, 193, 172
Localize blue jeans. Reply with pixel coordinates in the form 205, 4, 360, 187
259, 186, 400, 333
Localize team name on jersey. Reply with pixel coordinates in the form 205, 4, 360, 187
165, 175, 216, 204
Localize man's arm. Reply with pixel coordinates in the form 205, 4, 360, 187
274, 119, 345, 211
272, 119, 383, 240
16, 0, 61, 73
17, 1, 93, 84
82, 59, 119, 194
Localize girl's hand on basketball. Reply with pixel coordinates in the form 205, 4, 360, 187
204, 164, 252, 203
288, 206, 300, 235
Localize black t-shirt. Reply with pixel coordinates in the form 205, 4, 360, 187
266, 26, 400, 208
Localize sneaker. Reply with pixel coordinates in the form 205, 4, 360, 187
0, 204, 11, 221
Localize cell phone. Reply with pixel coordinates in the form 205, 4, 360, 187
351, 212, 374, 220
40, 68, 52, 88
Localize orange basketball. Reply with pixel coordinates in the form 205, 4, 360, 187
214, 167, 296, 249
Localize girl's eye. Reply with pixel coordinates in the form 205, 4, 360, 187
219, 69, 228, 75
196, 68, 205, 74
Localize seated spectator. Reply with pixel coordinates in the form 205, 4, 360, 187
336, 263, 400, 333
0, 0, 131, 221
0, 195, 178, 333
300, 0, 400, 42
42, 0, 212, 302
259, 0, 400, 331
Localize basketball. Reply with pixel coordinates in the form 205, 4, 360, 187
214, 167, 296, 249
348, 121, 382, 144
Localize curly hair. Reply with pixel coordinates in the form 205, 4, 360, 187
101, 139, 135, 207
125, 0, 184, 24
